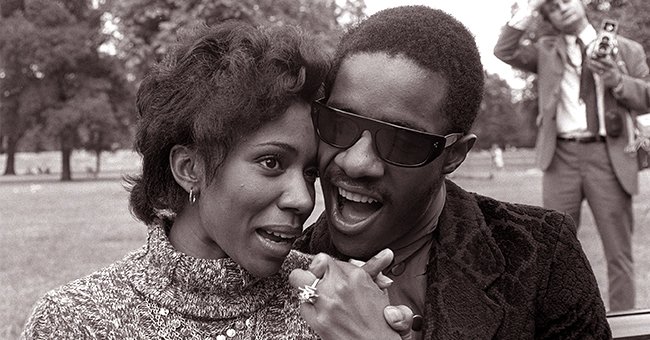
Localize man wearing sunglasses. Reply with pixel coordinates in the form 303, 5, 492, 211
293, 5, 610, 339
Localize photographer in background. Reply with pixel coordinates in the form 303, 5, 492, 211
495, 0, 650, 312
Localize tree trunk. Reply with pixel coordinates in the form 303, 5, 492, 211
94, 149, 101, 177
1, 93, 21, 176
61, 147, 72, 181
3, 135, 17, 175
60, 132, 74, 181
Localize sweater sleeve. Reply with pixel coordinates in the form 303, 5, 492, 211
21, 294, 87, 340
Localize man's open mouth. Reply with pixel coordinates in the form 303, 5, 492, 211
336, 187, 383, 224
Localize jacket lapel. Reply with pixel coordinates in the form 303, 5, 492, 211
423, 181, 505, 339
538, 36, 566, 119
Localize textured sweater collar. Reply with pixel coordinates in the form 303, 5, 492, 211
126, 223, 289, 320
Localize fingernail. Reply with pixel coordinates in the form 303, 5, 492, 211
309, 253, 325, 270
348, 259, 365, 267
384, 306, 400, 321
373, 248, 392, 259
376, 274, 394, 286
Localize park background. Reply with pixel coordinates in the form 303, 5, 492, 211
1, 0, 650, 338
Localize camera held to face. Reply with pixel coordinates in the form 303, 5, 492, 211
591, 19, 619, 60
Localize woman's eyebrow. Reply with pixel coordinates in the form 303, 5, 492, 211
254, 142, 298, 155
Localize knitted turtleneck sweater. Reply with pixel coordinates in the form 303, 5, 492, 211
21, 223, 317, 339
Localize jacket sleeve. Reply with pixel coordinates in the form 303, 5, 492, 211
612, 40, 650, 112
494, 25, 540, 74
535, 213, 612, 339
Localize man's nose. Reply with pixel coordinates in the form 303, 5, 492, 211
334, 130, 385, 178
557, 1, 571, 12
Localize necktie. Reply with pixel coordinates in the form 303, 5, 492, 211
577, 37, 599, 135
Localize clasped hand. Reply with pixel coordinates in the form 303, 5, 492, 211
289, 249, 415, 340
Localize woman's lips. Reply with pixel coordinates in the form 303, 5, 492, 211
254, 225, 301, 258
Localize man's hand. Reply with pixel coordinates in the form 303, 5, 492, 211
587, 56, 623, 89
383, 305, 415, 340
527, 0, 546, 11
347, 249, 395, 291
508, 0, 545, 29
513, 0, 545, 14
289, 251, 414, 340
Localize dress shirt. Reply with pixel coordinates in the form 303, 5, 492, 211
555, 27, 598, 136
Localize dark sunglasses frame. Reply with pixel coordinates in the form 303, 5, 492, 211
311, 99, 464, 168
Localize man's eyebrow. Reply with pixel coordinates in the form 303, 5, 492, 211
383, 118, 426, 131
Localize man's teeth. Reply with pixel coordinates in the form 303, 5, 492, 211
338, 187, 377, 204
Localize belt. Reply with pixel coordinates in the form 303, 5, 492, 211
557, 135, 606, 143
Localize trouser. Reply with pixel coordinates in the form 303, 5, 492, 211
543, 139, 635, 311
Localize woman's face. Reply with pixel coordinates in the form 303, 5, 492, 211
195, 101, 318, 277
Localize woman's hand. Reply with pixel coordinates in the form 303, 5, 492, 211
289, 250, 414, 340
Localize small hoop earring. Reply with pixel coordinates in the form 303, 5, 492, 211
189, 188, 197, 204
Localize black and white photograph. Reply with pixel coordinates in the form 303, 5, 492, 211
2, 0, 650, 338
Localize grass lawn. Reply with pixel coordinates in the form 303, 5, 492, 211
1, 149, 649, 339
453, 149, 650, 315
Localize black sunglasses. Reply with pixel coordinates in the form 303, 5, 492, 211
311, 99, 463, 168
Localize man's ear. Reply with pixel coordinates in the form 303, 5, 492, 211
169, 145, 202, 193
441, 134, 476, 174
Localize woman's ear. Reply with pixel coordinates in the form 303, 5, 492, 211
169, 145, 202, 193
441, 134, 477, 174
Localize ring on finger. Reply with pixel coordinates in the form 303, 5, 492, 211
298, 278, 320, 304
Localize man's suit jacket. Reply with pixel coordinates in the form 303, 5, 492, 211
295, 180, 611, 339
494, 25, 650, 195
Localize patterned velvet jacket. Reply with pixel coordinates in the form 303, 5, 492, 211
295, 180, 612, 339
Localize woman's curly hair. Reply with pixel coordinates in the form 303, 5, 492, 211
126, 21, 330, 225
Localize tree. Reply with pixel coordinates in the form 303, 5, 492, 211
0, 1, 38, 175
0, 0, 134, 180
109, 0, 365, 80
471, 72, 528, 149
2, 0, 363, 179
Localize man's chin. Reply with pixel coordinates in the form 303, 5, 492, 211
560, 18, 583, 34
330, 234, 377, 261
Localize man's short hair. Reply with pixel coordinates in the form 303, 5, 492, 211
539, 0, 587, 22
325, 6, 484, 133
